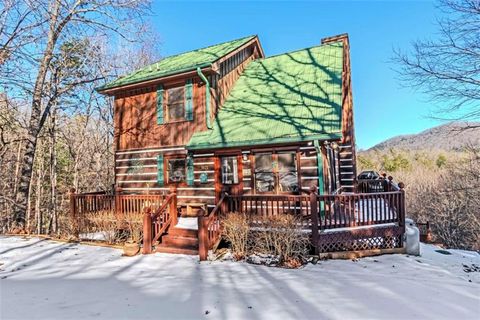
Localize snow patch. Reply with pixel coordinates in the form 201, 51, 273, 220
0, 236, 478, 320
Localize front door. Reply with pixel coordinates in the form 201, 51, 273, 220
218, 155, 243, 196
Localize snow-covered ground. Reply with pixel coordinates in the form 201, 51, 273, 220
0, 236, 479, 320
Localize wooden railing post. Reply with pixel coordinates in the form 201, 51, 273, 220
114, 187, 123, 218
310, 186, 319, 255
398, 182, 406, 228
220, 191, 228, 215
170, 185, 178, 226
142, 207, 152, 254
69, 188, 78, 238
198, 216, 208, 261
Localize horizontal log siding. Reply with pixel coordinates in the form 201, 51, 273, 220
115, 148, 215, 205
299, 149, 320, 191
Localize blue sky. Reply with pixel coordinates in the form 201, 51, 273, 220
149, 0, 441, 149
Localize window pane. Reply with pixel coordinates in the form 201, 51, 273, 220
278, 153, 296, 172
168, 103, 184, 120
167, 87, 184, 104
279, 171, 298, 192
255, 172, 275, 192
167, 87, 185, 121
254, 154, 273, 172
168, 159, 185, 182
221, 157, 238, 184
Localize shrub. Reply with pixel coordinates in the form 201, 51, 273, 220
253, 215, 309, 266
123, 211, 143, 243
221, 213, 309, 267
84, 210, 122, 244
222, 212, 250, 260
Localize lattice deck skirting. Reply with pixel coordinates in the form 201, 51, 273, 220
317, 225, 405, 253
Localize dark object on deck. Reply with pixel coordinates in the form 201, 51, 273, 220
357, 171, 380, 180
357, 172, 395, 193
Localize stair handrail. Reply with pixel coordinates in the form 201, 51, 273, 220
142, 191, 177, 254
198, 192, 228, 261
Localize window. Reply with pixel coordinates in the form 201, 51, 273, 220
254, 154, 275, 193
254, 152, 298, 193
167, 158, 186, 183
278, 153, 298, 192
221, 156, 238, 184
166, 87, 185, 121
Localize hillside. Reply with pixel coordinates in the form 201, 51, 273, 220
368, 122, 480, 151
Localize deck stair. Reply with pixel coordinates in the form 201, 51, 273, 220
338, 143, 356, 191
154, 219, 199, 255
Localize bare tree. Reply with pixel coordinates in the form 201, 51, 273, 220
1, 0, 151, 230
394, 0, 480, 126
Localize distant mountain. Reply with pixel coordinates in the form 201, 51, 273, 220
368, 122, 480, 151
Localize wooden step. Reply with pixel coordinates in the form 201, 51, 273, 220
168, 227, 198, 238
155, 245, 198, 255
162, 234, 199, 248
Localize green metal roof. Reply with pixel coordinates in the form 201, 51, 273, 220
98, 35, 256, 91
187, 41, 344, 150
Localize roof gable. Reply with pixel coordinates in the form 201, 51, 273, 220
187, 41, 344, 150
98, 35, 257, 91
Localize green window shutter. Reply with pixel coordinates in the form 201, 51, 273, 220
185, 79, 193, 121
156, 85, 164, 124
186, 154, 194, 186
157, 155, 164, 186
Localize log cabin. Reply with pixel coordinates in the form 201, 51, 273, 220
79, 34, 406, 259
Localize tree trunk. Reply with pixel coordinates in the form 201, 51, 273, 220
49, 107, 57, 234
13, 1, 62, 229
35, 154, 44, 234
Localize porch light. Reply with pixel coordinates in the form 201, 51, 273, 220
242, 153, 249, 161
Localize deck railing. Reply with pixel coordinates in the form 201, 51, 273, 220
356, 174, 398, 193
226, 187, 405, 229
69, 188, 167, 237
198, 192, 228, 261
71, 180, 406, 258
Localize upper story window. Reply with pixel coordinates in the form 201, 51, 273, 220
166, 87, 185, 121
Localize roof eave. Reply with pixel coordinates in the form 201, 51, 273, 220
186, 132, 343, 151
96, 63, 213, 95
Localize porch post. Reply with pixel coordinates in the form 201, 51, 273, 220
169, 185, 178, 226
142, 207, 152, 254
310, 186, 320, 255
198, 216, 208, 261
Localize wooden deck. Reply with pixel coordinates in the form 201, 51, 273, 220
69, 180, 406, 260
